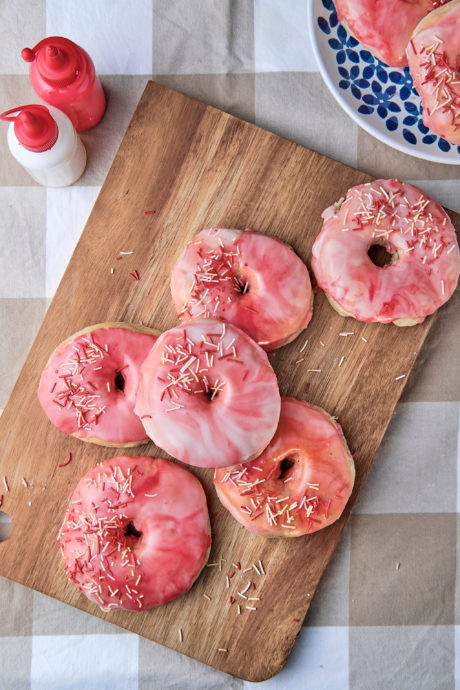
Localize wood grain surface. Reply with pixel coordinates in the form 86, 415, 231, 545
0, 81, 458, 682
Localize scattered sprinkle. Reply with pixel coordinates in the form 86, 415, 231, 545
119, 251, 134, 255
396, 562, 401, 570
110, 267, 115, 274
179, 628, 183, 643
58, 452, 72, 468
299, 337, 309, 353
203, 593, 212, 601
144, 210, 156, 215
338, 356, 345, 368
361, 336, 368, 343
395, 374, 406, 381
217, 648, 228, 653
307, 369, 322, 373
2, 476, 9, 492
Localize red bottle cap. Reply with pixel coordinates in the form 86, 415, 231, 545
21, 37, 80, 87
0, 105, 58, 152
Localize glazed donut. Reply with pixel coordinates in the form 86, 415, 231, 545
171, 227, 313, 351
311, 179, 460, 326
214, 397, 355, 538
134, 319, 281, 468
59, 456, 211, 611
38, 323, 159, 447
407, 0, 460, 145
334, 0, 450, 67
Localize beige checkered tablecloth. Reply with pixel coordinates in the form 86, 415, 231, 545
0, 1, 459, 688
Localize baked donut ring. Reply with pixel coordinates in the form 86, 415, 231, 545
171, 228, 313, 351
38, 323, 159, 446
311, 179, 460, 326
214, 398, 355, 538
134, 319, 281, 468
334, 0, 450, 67
407, 0, 460, 145
59, 456, 211, 611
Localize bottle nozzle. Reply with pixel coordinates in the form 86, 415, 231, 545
21, 47, 36, 63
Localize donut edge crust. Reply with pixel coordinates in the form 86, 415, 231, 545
43, 322, 161, 448
324, 285, 419, 328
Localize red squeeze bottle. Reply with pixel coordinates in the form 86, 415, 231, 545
22, 36, 106, 132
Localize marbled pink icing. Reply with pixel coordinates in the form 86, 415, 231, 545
214, 398, 355, 538
38, 325, 158, 445
59, 456, 211, 611
171, 228, 312, 351
311, 179, 460, 324
134, 319, 281, 468
335, 0, 449, 67
407, 0, 460, 145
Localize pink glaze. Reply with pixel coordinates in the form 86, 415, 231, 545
335, 0, 450, 67
134, 319, 281, 468
311, 179, 460, 324
214, 398, 355, 538
38, 324, 158, 445
171, 228, 313, 351
59, 456, 211, 611
407, 0, 460, 145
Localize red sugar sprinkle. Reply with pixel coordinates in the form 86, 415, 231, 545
129, 270, 140, 281
229, 596, 235, 605
140, 415, 152, 419
116, 256, 123, 261
58, 452, 72, 468
292, 618, 300, 622
236, 561, 241, 570
229, 571, 235, 579
0, 494, 3, 508
305, 382, 310, 394
144, 210, 156, 215
251, 582, 256, 590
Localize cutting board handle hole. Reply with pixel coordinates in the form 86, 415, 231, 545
0, 511, 12, 542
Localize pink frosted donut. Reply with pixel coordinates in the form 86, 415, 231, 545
311, 179, 460, 326
134, 319, 281, 468
38, 323, 159, 446
59, 456, 211, 611
407, 0, 460, 145
214, 398, 355, 538
335, 0, 450, 67
171, 228, 313, 351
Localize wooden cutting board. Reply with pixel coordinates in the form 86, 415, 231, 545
0, 80, 458, 682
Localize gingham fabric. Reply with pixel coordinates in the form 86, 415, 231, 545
0, 1, 459, 688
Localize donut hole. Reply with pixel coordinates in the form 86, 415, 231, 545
234, 274, 249, 295
368, 243, 395, 268
278, 458, 294, 480
0, 511, 12, 542
125, 522, 142, 539
115, 371, 125, 392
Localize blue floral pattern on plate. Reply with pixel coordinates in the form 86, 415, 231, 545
309, 0, 460, 164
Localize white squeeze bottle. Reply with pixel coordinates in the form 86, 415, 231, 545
0, 103, 86, 186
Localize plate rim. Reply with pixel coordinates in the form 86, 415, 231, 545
308, 0, 460, 166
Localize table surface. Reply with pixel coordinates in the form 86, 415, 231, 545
0, 1, 459, 689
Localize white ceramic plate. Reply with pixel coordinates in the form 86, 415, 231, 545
309, 0, 460, 165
